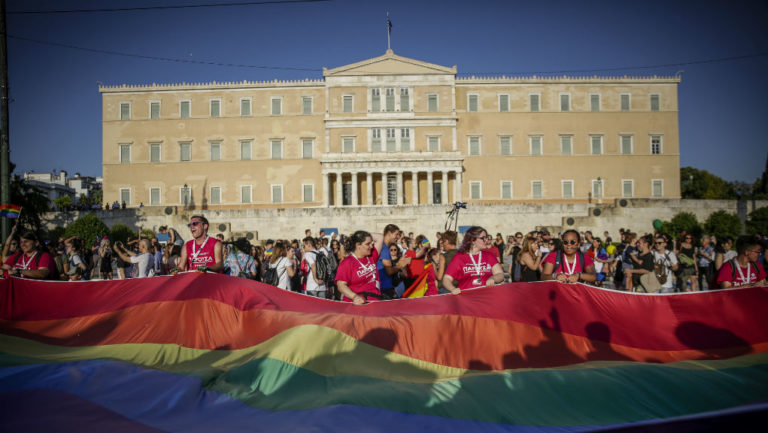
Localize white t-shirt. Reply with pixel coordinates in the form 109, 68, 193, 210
652, 250, 678, 290
130, 253, 153, 278
304, 250, 327, 293
270, 257, 293, 291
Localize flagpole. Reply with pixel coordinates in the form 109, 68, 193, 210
0, 0, 10, 241
386, 12, 391, 51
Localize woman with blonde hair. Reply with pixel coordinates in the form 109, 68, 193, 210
268, 242, 296, 291
516, 235, 542, 282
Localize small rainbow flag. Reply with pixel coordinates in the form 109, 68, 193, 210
0, 204, 20, 219
265, 248, 273, 257
402, 263, 433, 298
421, 238, 430, 247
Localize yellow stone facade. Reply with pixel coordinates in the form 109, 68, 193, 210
101, 50, 681, 209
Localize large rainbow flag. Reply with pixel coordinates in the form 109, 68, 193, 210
1, 274, 766, 432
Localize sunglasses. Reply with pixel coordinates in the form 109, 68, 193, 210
655, 241, 665, 245
187, 221, 202, 227
562, 240, 579, 245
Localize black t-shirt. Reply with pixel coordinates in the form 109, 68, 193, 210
638, 252, 654, 272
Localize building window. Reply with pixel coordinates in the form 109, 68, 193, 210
499, 94, 510, 112
651, 135, 662, 154
210, 187, 221, 205
468, 94, 479, 112
271, 97, 282, 115
241, 185, 252, 204
179, 142, 191, 161
590, 94, 600, 112
303, 184, 314, 203
240, 140, 252, 160
650, 94, 660, 111
271, 185, 283, 203
400, 88, 410, 111
530, 94, 540, 112
342, 137, 355, 153
120, 102, 130, 120
210, 142, 221, 161
530, 136, 542, 155
469, 136, 481, 155
427, 94, 438, 112
385, 88, 395, 111
149, 143, 161, 162
592, 179, 604, 199
180, 186, 191, 206
386, 128, 396, 151
342, 95, 353, 113
240, 98, 251, 116
119, 144, 131, 164
562, 180, 573, 199
400, 129, 410, 151
271, 140, 282, 159
149, 188, 161, 205
180, 100, 191, 118
210, 99, 221, 117
372, 129, 382, 152
652, 179, 663, 197
532, 181, 543, 199
501, 181, 513, 199
371, 88, 381, 112
621, 94, 631, 111
470, 181, 482, 200
302, 96, 312, 115
621, 135, 633, 155
302, 139, 313, 159
591, 136, 603, 155
120, 188, 131, 206
560, 136, 572, 155
560, 94, 570, 112
428, 136, 440, 152
622, 180, 634, 198
500, 136, 512, 155
150, 101, 160, 119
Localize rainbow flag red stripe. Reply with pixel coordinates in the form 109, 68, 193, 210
402, 263, 432, 298
1, 274, 766, 432
0, 203, 20, 218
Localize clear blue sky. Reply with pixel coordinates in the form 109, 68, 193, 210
6, 0, 768, 183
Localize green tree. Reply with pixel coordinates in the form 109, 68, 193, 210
704, 210, 742, 239
751, 154, 768, 200
680, 167, 737, 199
746, 206, 768, 235
5, 163, 50, 235
109, 223, 135, 244
54, 195, 72, 211
63, 213, 109, 247
658, 211, 703, 240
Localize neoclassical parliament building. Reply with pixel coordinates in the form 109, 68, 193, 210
100, 50, 681, 209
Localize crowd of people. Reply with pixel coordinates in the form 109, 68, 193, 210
2, 216, 766, 303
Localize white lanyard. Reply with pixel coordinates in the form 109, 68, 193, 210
734, 262, 752, 285
20, 252, 37, 270
564, 254, 577, 276
190, 236, 209, 262
352, 254, 374, 274
468, 251, 483, 275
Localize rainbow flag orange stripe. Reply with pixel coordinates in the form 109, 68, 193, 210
402, 263, 432, 298
1, 274, 766, 432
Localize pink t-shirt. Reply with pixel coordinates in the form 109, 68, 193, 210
185, 236, 220, 271
335, 248, 381, 302
445, 251, 499, 290
542, 251, 594, 275
4, 251, 55, 278
716, 260, 766, 287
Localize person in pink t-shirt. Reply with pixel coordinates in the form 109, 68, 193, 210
178, 215, 224, 273
1, 231, 54, 280
442, 226, 504, 294
541, 230, 597, 283
335, 230, 382, 304
716, 236, 766, 289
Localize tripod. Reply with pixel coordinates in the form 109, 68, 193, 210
444, 202, 466, 232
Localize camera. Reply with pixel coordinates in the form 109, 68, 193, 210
454, 202, 467, 209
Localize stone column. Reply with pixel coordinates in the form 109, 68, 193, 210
335, 172, 343, 207
322, 172, 329, 207
455, 170, 462, 202
396, 171, 404, 206
442, 171, 449, 205
351, 172, 358, 206
427, 171, 434, 205
366, 171, 373, 206
411, 171, 419, 205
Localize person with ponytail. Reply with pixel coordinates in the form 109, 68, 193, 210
335, 230, 382, 304
442, 226, 504, 294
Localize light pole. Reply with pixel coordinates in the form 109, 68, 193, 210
183, 183, 189, 209
597, 177, 603, 204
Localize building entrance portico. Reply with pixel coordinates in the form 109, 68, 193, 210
321, 154, 463, 207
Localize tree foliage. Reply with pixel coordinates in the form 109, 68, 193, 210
751, 154, 768, 200
704, 210, 742, 239
746, 206, 768, 235
54, 195, 72, 210
63, 213, 109, 247
109, 224, 135, 244
6, 164, 50, 234
658, 211, 703, 240
680, 167, 738, 200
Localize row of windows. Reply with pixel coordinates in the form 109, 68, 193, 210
117, 89, 664, 120
467, 179, 665, 200
118, 139, 317, 163
467, 92, 661, 113
119, 184, 316, 206
466, 134, 664, 156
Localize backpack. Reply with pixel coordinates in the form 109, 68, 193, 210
729, 258, 759, 286
553, 250, 587, 276
652, 252, 671, 285
309, 251, 336, 286
263, 258, 286, 287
